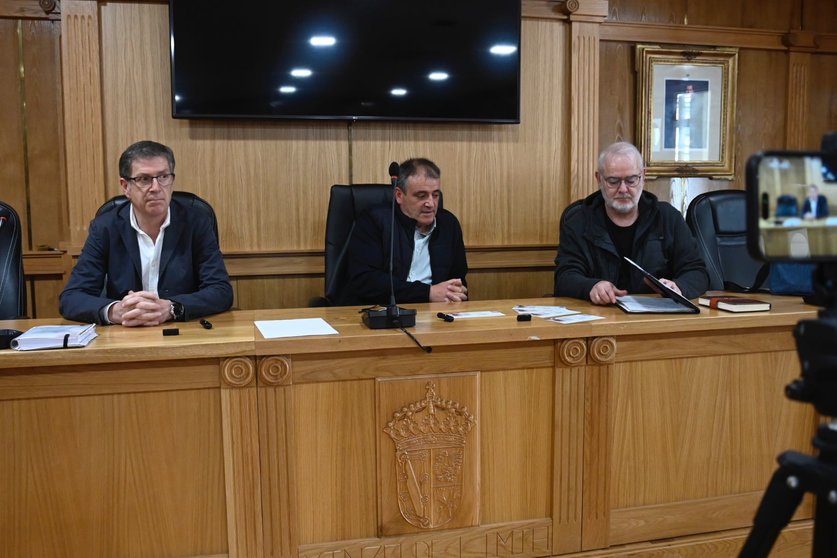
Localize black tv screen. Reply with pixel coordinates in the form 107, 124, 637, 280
169, 1, 521, 123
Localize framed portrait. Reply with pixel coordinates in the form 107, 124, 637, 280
635, 45, 738, 179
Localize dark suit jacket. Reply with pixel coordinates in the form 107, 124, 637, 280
59, 197, 233, 324
802, 195, 829, 219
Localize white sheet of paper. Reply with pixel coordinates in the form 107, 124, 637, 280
256, 318, 338, 339
550, 314, 605, 324
449, 311, 505, 319
513, 305, 579, 318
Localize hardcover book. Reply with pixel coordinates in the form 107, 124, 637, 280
697, 295, 771, 313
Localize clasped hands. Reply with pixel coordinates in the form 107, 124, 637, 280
108, 290, 172, 327
589, 277, 681, 305
430, 278, 468, 303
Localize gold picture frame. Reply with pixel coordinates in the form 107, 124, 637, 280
635, 45, 738, 179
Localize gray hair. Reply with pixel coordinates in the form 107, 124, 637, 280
597, 142, 644, 175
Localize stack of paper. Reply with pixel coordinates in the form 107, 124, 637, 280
10, 324, 98, 351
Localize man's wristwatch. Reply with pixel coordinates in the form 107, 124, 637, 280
169, 301, 185, 322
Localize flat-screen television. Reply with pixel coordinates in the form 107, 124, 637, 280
169, 1, 521, 123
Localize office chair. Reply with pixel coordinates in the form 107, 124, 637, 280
311, 184, 444, 306
96, 191, 219, 242
0, 201, 27, 319
775, 194, 799, 218
685, 189, 768, 291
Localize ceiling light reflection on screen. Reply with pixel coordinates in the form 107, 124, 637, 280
489, 44, 517, 56
310, 36, 336, 47
428, 72, 449, 81
390, 88, 407, 96
279, 86, 297, 94
290, 68, 313, 78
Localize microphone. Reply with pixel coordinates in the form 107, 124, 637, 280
361, 161, 419, 332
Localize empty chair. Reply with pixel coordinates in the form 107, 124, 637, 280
685, 189, 768, 291
775, 194, 799, 218
0, 201, 26, 319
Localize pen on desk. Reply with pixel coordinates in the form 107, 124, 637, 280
436, 312, 455, 322
200, 319, 213, 330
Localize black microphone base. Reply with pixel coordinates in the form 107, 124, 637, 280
362, 306, 417, 329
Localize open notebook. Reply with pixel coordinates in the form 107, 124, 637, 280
614, 257, 700, 314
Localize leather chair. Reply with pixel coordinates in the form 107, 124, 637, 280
0, 201, 26, 319
685, 189, 768, 291
312, 184, 444, 306
96, 191, 219, 242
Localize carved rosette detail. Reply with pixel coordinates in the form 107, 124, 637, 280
259, 356, 291, 386
589, 337, 616, 364
559, 338, 587, 366
564, 0, 580, 13
222, 357, 256, 387
39, 0, 58, 14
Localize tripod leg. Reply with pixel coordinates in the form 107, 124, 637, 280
811, 491, 837, 558
739, 452, 807, 558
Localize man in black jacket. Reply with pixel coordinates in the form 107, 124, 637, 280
554, 142, 708, 305
342, 158, 468, 306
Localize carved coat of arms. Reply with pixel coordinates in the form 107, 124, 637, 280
383, 382, 476, 529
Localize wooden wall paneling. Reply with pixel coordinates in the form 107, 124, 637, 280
580, 362, 610, 551
258, 365, 298, 558
232, 276, 323, 311
0, 388, 228, 556
0, 19, 28, 248
60, 0, 106, 246
21, 19, 66, 251
350, 18, 569, 248
803, 0, 837, 34
28, 276, 62, 318
220, 357, 264, 558
552, 350, 585, 554
732, 49, 789, 186
98, 2, 350, 254
598, 41, 635, 147
785, 52, 812, 150
606, 0, 801, 30
806, 53, 837, 150
294, 379, 378, 544
480, 367, 552, 524
466, 269, 555, 301
607, 351, 817, 545
567, 3, 609, 201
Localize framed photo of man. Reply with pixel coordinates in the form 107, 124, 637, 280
636, 45, 738, 178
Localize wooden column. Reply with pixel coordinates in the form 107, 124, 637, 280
60, 0, 106, 246
783, 31, 818, 150
564, 0, 609, 201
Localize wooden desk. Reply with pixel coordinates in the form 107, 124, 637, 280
0, 298, 819, 557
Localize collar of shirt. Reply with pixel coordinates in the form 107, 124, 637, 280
129, 205, 172, 293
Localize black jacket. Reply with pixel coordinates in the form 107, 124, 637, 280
554, 191, 708, 300
341, 205, 468, 306
60, 197, 233, 324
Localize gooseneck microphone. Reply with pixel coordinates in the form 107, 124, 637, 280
361, 162, 421, 342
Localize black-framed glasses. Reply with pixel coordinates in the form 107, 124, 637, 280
603, 174, 641, 189
127, 173, 175, 189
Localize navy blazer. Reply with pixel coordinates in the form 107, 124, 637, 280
59, 197, 233, 324
802, 195, 829, 219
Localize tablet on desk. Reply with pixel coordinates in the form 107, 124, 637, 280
617, 257, 700, 314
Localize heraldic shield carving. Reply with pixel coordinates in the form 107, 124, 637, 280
383, 382, 476, 529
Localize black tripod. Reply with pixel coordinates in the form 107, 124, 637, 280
739, 264, 837, 557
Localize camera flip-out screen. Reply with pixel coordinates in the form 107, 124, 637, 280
746, 150, 837, 262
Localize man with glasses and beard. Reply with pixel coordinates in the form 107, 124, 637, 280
60, 140, 232, 326
554, 142, 708, 305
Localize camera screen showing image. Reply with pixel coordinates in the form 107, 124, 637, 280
747, 150, 837, 262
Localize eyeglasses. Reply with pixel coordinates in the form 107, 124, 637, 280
127, 173, 175, 189
602, 174, 641, 189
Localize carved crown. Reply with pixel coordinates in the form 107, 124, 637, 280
384, 382, 476, 451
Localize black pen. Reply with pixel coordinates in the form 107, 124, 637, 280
436, 312, 455, 322
200, 319, 213, 329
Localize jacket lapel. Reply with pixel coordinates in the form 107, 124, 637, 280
117, 204, 143, 281
159, 202, 183, 279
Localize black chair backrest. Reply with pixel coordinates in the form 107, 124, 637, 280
0, 201, 26, 319
685, 189, 767, 291
318, 183, 444, 306
95, 191, 220, 242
